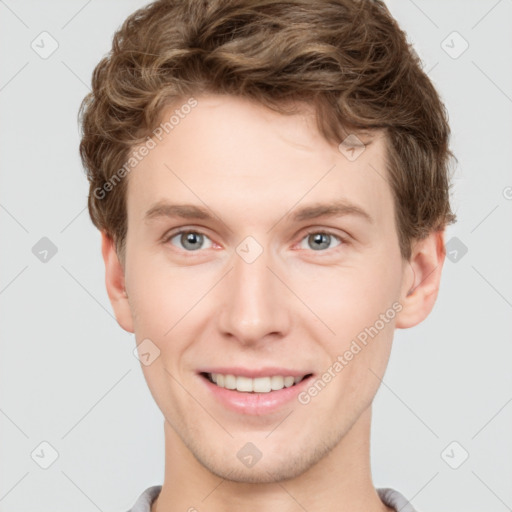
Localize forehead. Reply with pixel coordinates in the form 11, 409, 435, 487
126, 93, 394, 232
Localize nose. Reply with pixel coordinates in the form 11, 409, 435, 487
216, 241, 292, 346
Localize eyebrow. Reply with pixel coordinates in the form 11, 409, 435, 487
144, 199, 374, 225
289, 201, 373, 224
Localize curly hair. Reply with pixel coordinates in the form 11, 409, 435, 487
78, 0, 457, 264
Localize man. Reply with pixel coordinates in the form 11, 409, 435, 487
78, 0, 457, 510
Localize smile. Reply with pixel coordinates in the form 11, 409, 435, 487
203, 372, 311, 393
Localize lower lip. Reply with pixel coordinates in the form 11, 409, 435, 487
199, 374, 313, 415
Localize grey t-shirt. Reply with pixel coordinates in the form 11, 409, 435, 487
127, 485, 419, 512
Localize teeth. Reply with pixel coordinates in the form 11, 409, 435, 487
224, 374, 236, 390
236, 376, 253, 392
208, 373, 306, 392
271, 376, 284, 390
284, 376, 295, 387
253, 377, 271, 393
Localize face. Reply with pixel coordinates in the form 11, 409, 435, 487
106, 93, 418, 483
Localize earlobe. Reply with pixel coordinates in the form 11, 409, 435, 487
395, 230, 446, 330
101, 231, 134, 333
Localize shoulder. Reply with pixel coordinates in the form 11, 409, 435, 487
125, 485, 162, 512
377, 487, 420, 512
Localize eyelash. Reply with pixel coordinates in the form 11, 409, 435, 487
162, 227, 348, 254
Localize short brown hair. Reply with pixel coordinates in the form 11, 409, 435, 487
79, 0, 457, 263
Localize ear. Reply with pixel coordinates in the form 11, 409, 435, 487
395, 229, 446, 329
101, 231, 134, 333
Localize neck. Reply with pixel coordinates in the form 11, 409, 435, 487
153, 406, 392, 512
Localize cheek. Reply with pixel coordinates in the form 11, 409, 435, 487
313, 315, 395, 416
126, 252, 206, 336
290, 256, 399, 340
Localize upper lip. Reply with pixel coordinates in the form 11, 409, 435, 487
198, 367, 313, 378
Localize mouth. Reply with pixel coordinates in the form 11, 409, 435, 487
198, 368, 315, 415
200, 372, 313, 393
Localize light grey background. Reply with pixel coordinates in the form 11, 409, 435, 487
1, 1, 511, 510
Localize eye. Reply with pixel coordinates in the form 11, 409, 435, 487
165, 230, 213, 251
163, 228, 346, 253
298, 230, 344, 251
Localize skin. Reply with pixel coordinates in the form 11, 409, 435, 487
101, 93, 446, 512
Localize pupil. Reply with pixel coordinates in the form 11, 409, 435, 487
183, 232, 202, 250
310, 233, 329, 250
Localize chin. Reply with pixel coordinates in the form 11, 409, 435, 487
190, 439, 336, 485
203, 460, 307, 484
